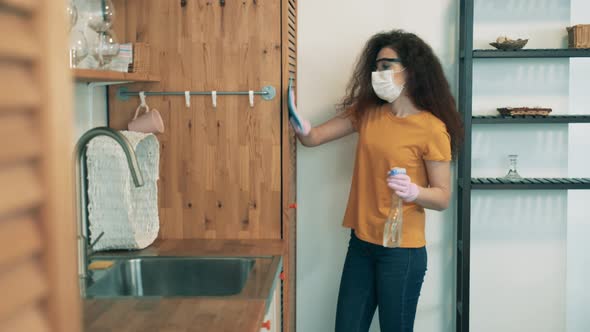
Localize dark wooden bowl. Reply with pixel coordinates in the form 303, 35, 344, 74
489, 39, 529, 50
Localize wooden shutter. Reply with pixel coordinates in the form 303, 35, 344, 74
281, 1, 297, 332
0, 0, 79, 331
286, 0, 297, 81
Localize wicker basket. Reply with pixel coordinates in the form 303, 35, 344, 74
497, 107, 552, 116
567, 25, 590, 48
87, 131, 160, 250
129, 42, 151, 73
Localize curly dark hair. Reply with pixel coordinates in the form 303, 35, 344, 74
339, 29, 464, 157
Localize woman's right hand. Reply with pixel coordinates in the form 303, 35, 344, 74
288, 85, 311, 136
289, 116, 311, 136
288, 87, 356, 147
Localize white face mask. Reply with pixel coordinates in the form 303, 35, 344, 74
371, 69, 405, 103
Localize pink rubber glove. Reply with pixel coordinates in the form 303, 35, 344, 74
289, 117, 311, 136
387, 173, 420, 202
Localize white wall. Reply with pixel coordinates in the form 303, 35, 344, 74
74, 83, 108, 140
297, 1, 458, 331
567, 2, 590, 332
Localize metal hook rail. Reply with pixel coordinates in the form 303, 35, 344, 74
116, 85, 276, 101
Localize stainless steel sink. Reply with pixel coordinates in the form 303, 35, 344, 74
85, 257, 255, 297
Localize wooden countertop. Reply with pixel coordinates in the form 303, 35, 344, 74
84, 239, 284, 332
84, 298, 267, 332
94, 238, 285, 258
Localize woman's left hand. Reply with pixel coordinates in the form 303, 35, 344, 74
387, 173, 420, 202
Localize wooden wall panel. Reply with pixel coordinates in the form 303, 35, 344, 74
0, 0, 79, 331
108, 0, 282, 240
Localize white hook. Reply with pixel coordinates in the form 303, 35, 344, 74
139, 91, 147, 107
249, 90, 254, 108
185, 91, 191, 108
211, 90, 217, 109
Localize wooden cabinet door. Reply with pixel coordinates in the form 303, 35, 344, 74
281, 1, 298, 330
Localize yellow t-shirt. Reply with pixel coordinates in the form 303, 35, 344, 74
342, 105, 452, 248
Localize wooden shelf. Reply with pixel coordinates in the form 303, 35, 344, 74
73, 69, 160, 83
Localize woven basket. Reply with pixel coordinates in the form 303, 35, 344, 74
497, 107, 552, 116
86, 131, 160, 250
567, 25, 590, 48
129, 42, 151, 73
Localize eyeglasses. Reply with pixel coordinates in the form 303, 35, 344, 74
376, 57, 401, 64
374, 57, 403, 72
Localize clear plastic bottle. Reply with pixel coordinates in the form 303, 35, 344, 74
383, 167, 405, 248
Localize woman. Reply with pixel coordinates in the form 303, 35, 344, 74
289, 30, 463, 332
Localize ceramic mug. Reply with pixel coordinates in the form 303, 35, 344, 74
128, 104, 165, 134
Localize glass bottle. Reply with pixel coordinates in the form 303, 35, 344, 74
504, 154, 522, 181
383, 167, 405, 248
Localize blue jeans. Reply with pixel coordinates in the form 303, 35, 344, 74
335, 230, 427, 332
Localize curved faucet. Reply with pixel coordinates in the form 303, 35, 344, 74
75, 127, 144, 294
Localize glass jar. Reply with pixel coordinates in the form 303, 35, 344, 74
86, 0, 116, 32
69, 29, 88, 68
90, 30, 120, 68
66, 0, 78, 31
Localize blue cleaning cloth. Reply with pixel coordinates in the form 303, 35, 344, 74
288, 77, 303, 131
